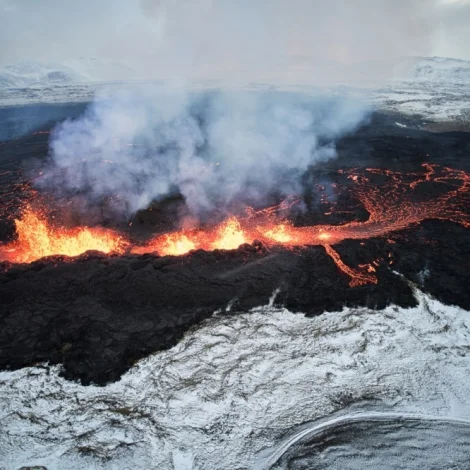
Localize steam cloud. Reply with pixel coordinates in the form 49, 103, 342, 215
3, 1, 470, 73
40, 87, 370, 220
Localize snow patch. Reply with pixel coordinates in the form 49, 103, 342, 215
1, 290, 470, 469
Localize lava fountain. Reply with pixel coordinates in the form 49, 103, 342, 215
1, 164, 469, 287
0, 205, 128, 264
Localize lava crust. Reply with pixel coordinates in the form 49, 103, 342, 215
0, 111, 469, 385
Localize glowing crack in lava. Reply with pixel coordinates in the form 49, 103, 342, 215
0, 164, 469, 288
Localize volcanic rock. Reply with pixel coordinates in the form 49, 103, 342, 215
0, 111, 469, 385
1, 216, 469, 385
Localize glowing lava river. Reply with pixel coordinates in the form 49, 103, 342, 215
1, 164, 469, 288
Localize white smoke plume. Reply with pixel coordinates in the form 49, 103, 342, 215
39, 86, 370, 219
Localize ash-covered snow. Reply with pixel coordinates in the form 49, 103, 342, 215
1, 289, 470, 469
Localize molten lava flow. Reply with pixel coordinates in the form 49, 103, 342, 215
131, 216, 249, 255
263, 223, 294, 243
157, 234, 196, 256
132, 233, 196, 257
323, 245, 377, 287
1, 165, 469, 288
0, 205, 127, 264
211, 217, 247, 250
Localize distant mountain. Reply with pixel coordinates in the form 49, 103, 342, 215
0, 60, 84, 88
396, 56, 470, 83
1, 55, 469, 91
0, 58, 137, 89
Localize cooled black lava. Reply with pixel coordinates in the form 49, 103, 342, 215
0, 110, 469, 385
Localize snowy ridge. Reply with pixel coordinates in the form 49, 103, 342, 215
371, 57, 470, 122
0, 60, 84, 89
0, 58, 137, 90
397, 56, 470, 84
1, 288, 470, 469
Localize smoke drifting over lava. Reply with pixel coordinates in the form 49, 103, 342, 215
39, 88, 370, 219
3, 164, 468, 290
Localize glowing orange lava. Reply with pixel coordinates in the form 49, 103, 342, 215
323, 245, 377, 287
211, 217, 247, 250
131, 216, 249, 255
263, 223, 294, 243
1, 165, 469, 288
132, 233, 196, 257
0, 205, 128, 264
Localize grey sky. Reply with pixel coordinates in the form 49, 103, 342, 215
1, 0, 469, 73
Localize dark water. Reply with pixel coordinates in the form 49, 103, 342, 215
263, 413, 470, 470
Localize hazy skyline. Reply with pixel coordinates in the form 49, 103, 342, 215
1, 0, 469, 81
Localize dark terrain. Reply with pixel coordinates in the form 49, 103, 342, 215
0, 105, 469, 385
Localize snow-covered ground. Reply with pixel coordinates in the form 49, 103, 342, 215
0, 56, 469, 124
371, 80, 470, 123
1, 288, 470, 469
